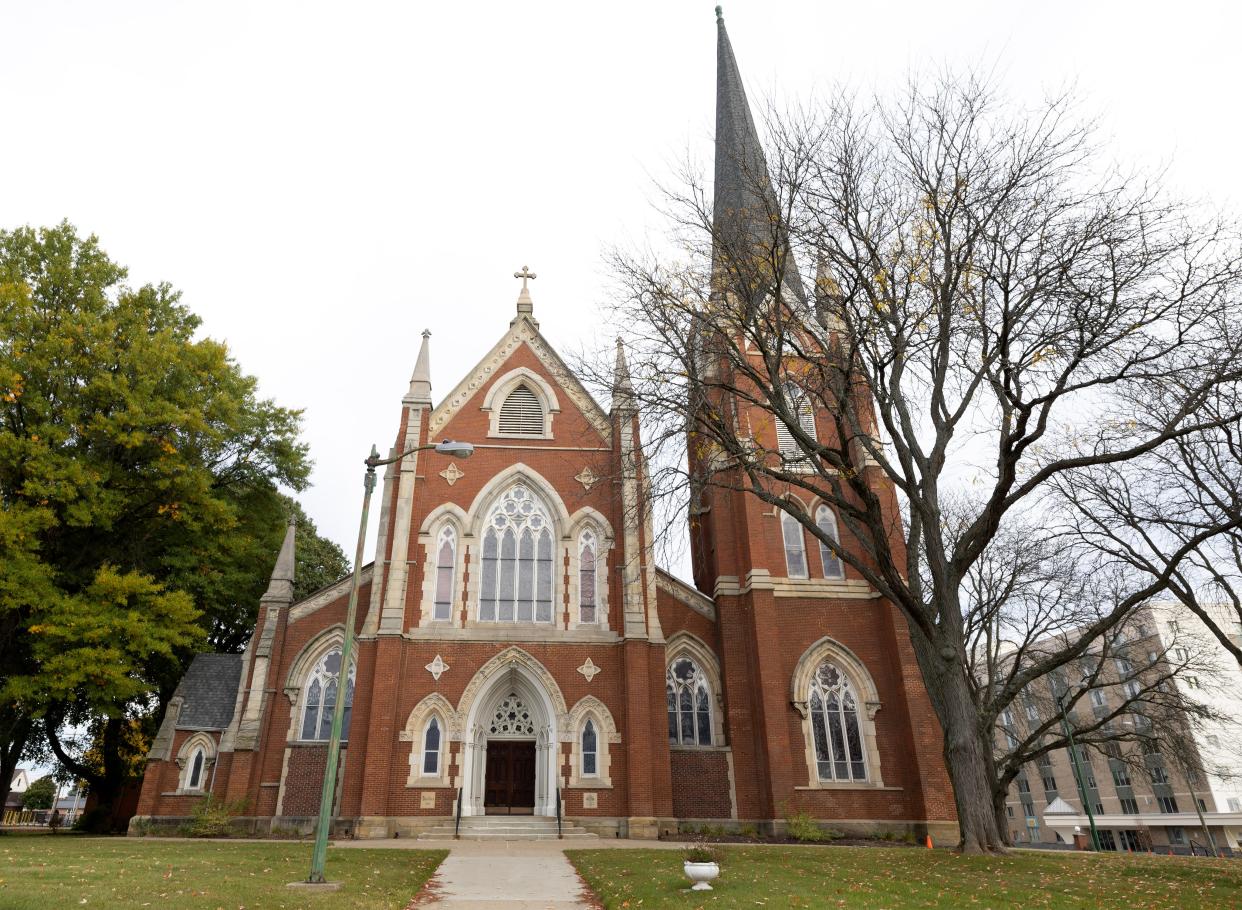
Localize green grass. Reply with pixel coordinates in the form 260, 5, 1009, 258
0, 836, 446, 910
566, 845, 1242, 909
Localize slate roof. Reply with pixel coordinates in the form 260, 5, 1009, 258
174, 653, 243, 730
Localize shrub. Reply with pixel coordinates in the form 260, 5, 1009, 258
786, 810, 827, 843
180, 795, 248, 838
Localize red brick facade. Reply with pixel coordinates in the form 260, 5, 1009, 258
132, 297, 956, 841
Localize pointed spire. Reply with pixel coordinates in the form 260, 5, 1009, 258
405, 329, 433, 405
613, 337, 635, 412
261, 517, 297, 605
713, 7, 804, 300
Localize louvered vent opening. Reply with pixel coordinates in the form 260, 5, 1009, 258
499, 385, 545, 435
777, 394, 816, 455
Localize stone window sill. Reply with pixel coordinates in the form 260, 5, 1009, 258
795, 783, 902, 791
669, 744, 731, 753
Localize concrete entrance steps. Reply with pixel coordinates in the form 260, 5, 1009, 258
418, 815, 598, 841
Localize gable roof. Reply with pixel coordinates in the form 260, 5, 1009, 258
428, 313, 612, 441
1044, 797, 1077, 815
174, 653, 244, 730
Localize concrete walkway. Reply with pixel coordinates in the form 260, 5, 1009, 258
421, 840, 598, 909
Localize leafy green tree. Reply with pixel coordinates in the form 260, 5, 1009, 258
0, 222, 313, 826
21, 775, 55, 810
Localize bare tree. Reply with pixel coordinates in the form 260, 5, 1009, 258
589, 73, 1242, 852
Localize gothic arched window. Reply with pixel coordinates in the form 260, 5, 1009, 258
433, 525, 457, 621
775, 382, 816, 456
498, 384, 544, 435
581, 719, 598, 776
808, 661, 866, 781
815, 505, 844, 579
666, 657, 712, 746
422, 716, 442, 775
478, 483, 554, 623
187, 748, 205, 790
782, 511, 809, 579
579, 529, 598, 624
300, 648, 356, 741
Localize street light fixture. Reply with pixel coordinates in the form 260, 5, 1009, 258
300, 439, 473, 887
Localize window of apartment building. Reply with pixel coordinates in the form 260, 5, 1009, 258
1017, 777, 1031, 794
1041, 773, 1058, 794
1120, 797, 1139, 814
1147, 650, 1158, 664
1021, 799, 1035, 818
1025, 703, 1040, 722
1196, 798, 1207, 812
1097, 830, 1117, 851
1006, 805, 1014, 817
1119, 830, 1143, 851
1173, 647, 1189, 663
1001, 708, 1016, 727
1115, 658, 1134, 677
1185, 676, 1200, 689
1167, 620, 1180, 634
1095, 801, 1105, 814
1168, 826, 1186, 845
1123, 679, 1141, 699
1151, 766, 1168, 784
1157, 795, 1179, 813
1112, 765, 1132, 787
1134, 622, 1149, 638
1090, 689, 1107, 708
1005, 728, 1020, 750
1037, 752, 1053, 768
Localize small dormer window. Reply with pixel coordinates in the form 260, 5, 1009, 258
498, 384, 544, 435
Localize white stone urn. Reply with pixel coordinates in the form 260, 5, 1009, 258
683, 860, 720, 891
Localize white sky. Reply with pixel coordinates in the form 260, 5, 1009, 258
4, 0, 1240, 570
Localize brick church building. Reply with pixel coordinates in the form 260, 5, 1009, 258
133, 12, 956, 841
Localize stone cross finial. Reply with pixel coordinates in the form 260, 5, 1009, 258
514, 265, 537, 289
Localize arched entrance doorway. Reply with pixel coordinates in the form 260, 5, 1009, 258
458, 649, 565, 817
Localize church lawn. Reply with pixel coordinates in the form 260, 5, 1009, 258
566, 845, 1242, 909
0, 837, 446, 910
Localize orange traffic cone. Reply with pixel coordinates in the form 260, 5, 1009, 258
925, 834, 934, 849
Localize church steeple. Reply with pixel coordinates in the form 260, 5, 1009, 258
712, 6, 803, 299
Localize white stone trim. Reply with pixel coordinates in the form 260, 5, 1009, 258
174, 732, 216, 793
655, 570, 716, 621
428, 316, 611, 442
290, 565, 374, 623
566, 696, 620, 788
790, 637, 884, 788
712, 570, 877, 599
665, 631, 727, 747
481, 366, 561, 439
399, 693, 457, 788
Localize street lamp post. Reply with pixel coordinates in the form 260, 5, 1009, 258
303, 438, 473, 886
1057, 691, 1101, 851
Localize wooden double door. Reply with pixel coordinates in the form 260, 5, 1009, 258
484, 740, 536, 814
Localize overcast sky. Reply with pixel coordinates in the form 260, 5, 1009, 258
4, 0, 1240, 573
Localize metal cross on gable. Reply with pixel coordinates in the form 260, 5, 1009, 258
513, 265, 537, 289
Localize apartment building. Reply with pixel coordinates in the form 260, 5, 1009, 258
998, 602, 1242, 854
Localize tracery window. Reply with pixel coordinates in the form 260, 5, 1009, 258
433, 525, 457, 621
775, 382, 817, 456
815, 505, 844, 579
581, 720, 598, 776
498, 384, 544, 435
808, 661, 866, 781
489, 692, 535, 736
781, 512, 809, 579
300, 648, 355, 741
666, 657, 712, 746
579, 529, 598, 624
422, 716, 442, 775
478, 484, 554, 623
187, 747, 205, 790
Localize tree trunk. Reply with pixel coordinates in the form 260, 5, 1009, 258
939, 671, 1007, 853
907, 625, 1008, 854
0, 709, 32, 821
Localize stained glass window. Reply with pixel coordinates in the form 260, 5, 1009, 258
300, 648, 355, 742
808, 661, 866, 781
478, 484, 554, 622
666, 657, 712, 746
